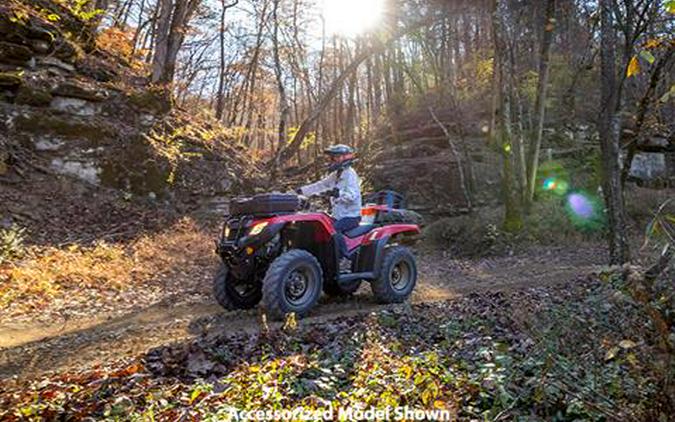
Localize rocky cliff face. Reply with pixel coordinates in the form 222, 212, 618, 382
0, 0, 261, 242
367, 108, 501, 215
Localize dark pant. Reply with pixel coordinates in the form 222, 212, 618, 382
334, 216, 361, 258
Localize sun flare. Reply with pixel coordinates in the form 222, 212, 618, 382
322, 0, 385, 37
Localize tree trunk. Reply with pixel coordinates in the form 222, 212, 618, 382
599, 0, 629, 264
215, 0, 238, 120
492, 0, 522, 232
271, 0, 289, 174
524, 0, 556, 209
151, 0, 200, 85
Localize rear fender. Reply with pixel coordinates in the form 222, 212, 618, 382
354, 235, 389, 276
362, 224, 420, 245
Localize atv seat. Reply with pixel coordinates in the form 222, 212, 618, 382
344, 224, 376, 238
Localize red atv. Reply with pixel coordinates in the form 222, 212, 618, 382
213, 191, 421, 319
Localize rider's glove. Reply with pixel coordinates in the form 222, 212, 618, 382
295, 188, 303, 195
328, 188, 340, 198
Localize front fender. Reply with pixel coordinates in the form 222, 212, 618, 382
235, 222, 285, 250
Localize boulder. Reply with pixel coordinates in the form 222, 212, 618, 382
52, 81, 108, 101
629, 153, 667, 180
0, 41, 33, 65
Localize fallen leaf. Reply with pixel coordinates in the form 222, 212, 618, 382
605, 346, 619, 361
627, 56, 640, 78
619, 339, 637, 349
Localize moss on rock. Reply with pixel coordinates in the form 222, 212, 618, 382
52, 81, 107, 101
14, 113, 115, 140
16, 85, 52, 106
0, 72, 23, 88
127, 87, 173, 115
99, 136, 170, 195
0, 41, 33, 64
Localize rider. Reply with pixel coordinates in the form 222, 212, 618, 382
296, 144, 362, 257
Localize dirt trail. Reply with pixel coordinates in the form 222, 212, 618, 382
0, 245, 604, 381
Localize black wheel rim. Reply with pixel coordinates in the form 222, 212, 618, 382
284, 266, 316, 306
390, 259, 412, 292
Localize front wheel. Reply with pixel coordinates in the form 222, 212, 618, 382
213, 264, 262, 310
371, 246, 417, 303
262, 249, 323, 320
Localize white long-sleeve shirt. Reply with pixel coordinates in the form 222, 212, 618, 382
300, 167, 362, 219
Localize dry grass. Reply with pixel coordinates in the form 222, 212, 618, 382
0, 217, 214, 319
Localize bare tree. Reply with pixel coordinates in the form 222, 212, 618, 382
524, 0, 556, 209
151, 0, 201, 84
599, 0, 629, 264
215, 0, 239, 120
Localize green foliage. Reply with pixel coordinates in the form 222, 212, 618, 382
423, 209, 508, 257
0, 225, 26, 265
425, 197, 604, 256
62, 0, 104, 22
456, 49, 494, 101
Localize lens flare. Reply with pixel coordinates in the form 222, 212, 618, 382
543, 177, 557, 191
567, 193, 594, 219
564, 191, 605, 231
537, 161, 570, 197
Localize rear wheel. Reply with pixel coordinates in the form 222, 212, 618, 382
371, 246, 417, 303
213, 264, 262, 310
262, 249, 323, 320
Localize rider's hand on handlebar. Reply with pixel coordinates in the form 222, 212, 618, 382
327, 188, 340, 198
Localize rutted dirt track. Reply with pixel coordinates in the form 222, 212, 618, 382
0, 245, 604, 381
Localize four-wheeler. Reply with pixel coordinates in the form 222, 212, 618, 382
213, 191, 421, 319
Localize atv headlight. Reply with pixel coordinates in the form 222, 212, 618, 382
223, 225, 230, 238
249, 222, 268, 236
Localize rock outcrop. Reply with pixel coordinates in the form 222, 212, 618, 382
368, 108, 501, 214
0, 0, 262, 241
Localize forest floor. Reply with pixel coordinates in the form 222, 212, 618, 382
2, 218, 672, 420
0, 234, 604, 381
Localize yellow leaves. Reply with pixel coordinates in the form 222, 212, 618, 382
96, 26, 142, 65
626, 56, 640, 78
1, 218, 211, 316
643, 38, 661, 49
639, 50, 655, 64
9, 10, 29, 25
604, 346, 619, 361
666, 0, 675, 14
401, 364, 413, 380
605, 340, 638, 361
